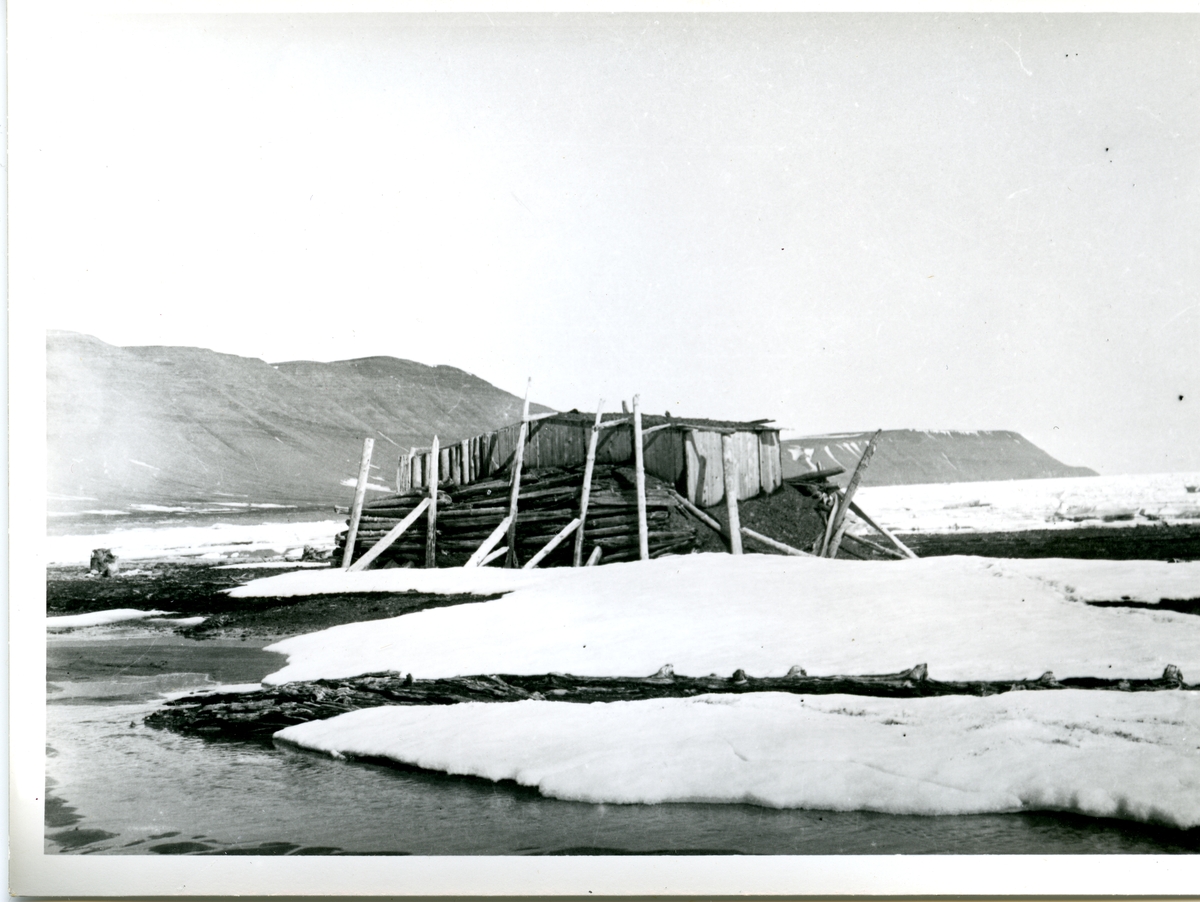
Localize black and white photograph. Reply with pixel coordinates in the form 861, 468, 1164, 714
9, 5, 1200, 896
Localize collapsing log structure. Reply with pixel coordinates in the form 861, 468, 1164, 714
336, 388, 914, 569
335, 464, 698, 569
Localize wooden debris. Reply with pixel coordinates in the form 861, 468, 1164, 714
148, 663, 1199, 744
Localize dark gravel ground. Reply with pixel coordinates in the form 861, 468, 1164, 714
901, 523, 1200, 561
47, 562, 498, 641
46, 516, 1199, 642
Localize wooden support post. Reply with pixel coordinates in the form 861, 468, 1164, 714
633, 395, 649, 561
505, 380, 532, 568
585, 545, 603, 567
524, 518, 582, 569
820, 495, 839, 557
721, 433, 743, 555
826, 430, 881, 559
848, 500, 918, 559
464, 516, 513, 567
348, 497, 431, 572
342, 437, 375, 569
425, 435, 439, 568
740, 526, 813, 557
460, 439, 470, 485
573, 404, 605, 567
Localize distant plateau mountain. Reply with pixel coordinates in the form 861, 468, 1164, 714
781, 430, 1097, 488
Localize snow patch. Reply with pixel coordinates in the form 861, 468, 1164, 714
276, 690, 1200, 828
47, 609, 170, 629
240, 554, 1200, 685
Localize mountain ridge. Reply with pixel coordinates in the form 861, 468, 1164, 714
48, 332, 1098, 507
48, 331, 550, 506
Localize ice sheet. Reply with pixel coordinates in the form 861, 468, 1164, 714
276, 690, 1200, 828
852, 472, 1200, 533
243, 554, 1200, 684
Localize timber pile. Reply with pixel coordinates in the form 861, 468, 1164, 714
334, 465, 698, 569
146, 663, 1194, 744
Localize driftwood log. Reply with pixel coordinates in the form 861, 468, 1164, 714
145, 664, 1194, 745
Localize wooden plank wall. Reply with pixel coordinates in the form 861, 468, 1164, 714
685, 430, 726, 507
733, 431, 761, 500
397, 419, 782, 505
758, 431, 782, 494
642, 428, 685, 485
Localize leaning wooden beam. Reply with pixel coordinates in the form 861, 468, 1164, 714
573, 404, 605, 567
349, 497, 431, 572
505, 379, 532, 568
639, 423, 675, 437
669, 489, 723, 535
480, 545, 509, 566
740, 527, 813, 557
848, 500, 918, 559
720, 433, 744, 555
341, 437, 375, 569
524, 518, 582, 570
465, 515, 513, 567
826, 430, 881, 559
425, 435, 440, 568
632, 395, 649, 560
597, 416, 632, 430
839, 529, 906, 560
525, 410, 559, 423
585, 545, 603, 567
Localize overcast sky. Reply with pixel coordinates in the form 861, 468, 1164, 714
13, 11, 1199, 474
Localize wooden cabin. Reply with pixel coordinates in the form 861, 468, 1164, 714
397, 412, 783, 507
